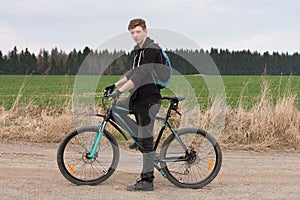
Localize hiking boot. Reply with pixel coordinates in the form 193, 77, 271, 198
127, 179, 154, 191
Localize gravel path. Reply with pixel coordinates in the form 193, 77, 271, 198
0, 142, 300, 199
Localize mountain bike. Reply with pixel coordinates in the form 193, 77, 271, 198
57, 95, 222, 188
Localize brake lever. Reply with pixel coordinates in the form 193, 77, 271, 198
103, 90, 111, 97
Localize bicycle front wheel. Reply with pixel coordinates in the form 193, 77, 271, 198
57, 126, 119, 185
160, 128, 222, 188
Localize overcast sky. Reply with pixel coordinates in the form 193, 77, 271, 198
1, 0, 299, 54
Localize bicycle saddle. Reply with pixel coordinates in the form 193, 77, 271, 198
161, 96, 186, 101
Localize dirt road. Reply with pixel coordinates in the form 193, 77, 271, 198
0, 142, 299, 200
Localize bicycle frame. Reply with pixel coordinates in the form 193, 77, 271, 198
57, 95, 222, 188
88, 97, 190, 167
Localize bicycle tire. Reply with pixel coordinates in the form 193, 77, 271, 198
57, 126, 119, 185
160, 128, 222, 188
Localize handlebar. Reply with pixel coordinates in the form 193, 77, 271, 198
101, 92, 117, 111
100, 93, 184, 117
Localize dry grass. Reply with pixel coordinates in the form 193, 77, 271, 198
0, 104, 73, 143
221, 80, 300, 151
0, 79, 299, 152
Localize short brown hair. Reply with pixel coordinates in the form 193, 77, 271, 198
128, 18, 147, 30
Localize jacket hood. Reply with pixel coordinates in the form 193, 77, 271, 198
134, 37, 161, 50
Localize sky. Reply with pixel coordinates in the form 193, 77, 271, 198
1, 0, 300, 55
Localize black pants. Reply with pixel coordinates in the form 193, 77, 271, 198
112, 98, 161, 182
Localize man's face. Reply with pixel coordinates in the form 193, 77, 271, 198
129, 26, 147, 46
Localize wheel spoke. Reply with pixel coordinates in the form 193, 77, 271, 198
161, 129, 222, 188
57, 127, 119, 185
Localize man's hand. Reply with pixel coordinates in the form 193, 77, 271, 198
104, 84, 115, 97
110, 90, 122, 99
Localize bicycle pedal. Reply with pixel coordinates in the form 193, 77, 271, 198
129, 143, 138, 150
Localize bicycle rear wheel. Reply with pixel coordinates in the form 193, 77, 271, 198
160, 128, 222, 188
57, 126, 119, 185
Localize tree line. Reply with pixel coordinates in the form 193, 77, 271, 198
0, 46, 299, 75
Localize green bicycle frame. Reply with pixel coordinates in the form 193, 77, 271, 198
88, 123, 105, 159
88, 106, 136, 159
88, 100, 188, 163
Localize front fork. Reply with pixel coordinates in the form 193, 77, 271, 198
87, 121, 106, 159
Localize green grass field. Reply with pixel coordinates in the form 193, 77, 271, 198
1, 75, 299, 110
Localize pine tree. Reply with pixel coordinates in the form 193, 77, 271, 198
0, 51, 4, 74
7, 46, 20, 74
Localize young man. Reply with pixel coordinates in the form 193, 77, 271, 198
104, 18, 167, 191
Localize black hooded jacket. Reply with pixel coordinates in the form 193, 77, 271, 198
125, 37, 166, 106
